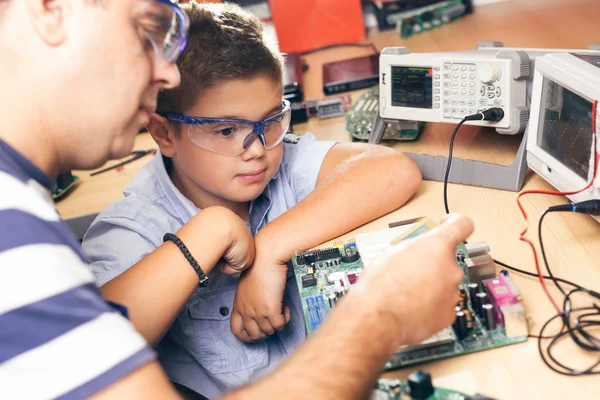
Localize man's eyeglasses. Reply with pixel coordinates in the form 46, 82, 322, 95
158, 100, 292, 156
136, 0, 190, 63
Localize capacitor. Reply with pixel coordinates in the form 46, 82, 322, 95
467, 282, 479, 303
482, 303, 496, 330
476, 292, 489, 318
453, 310, 468, 340
458, 285, 468, 309
328, 293, 337, 308
463, 308, 474, 329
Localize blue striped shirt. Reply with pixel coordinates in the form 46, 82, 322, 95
0, 139, 155, 399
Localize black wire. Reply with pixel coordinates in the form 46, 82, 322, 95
443, 118, 467, 214
539, 210, 568, 296
443, 118, 600, 376
442, 118, 583, 290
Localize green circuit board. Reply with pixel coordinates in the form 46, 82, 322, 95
345, 86, 424, 142
291, 220, 528, 371
372, 377, 469, 400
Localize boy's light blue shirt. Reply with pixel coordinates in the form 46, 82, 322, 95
82, 133, 336, 399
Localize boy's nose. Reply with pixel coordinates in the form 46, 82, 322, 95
241, 133, 267, 160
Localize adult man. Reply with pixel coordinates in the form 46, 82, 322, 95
0, 1, 473, 399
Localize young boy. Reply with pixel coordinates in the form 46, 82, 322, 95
82, 2, 421, 398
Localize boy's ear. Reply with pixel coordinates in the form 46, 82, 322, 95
148, 114, 177, 158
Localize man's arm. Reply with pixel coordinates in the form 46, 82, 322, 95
98, 206, 254, 345
227, 214, 473, 400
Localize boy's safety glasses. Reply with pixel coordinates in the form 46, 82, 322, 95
136, 0, 190, 63
159, 100, 292, 156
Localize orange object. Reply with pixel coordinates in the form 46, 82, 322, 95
269, 0, 365, 54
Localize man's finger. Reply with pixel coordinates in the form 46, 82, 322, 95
230, 312, 251, 342
434, 214, 474, 246
267, 310, 289, 331
220, 262, 245, 275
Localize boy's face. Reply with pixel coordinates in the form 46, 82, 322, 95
169, 75, 284, 204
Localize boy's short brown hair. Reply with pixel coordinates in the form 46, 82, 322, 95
158, 2, 285, 114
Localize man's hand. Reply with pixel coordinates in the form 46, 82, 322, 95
230, 241, 290, 343
356, 213, 474, 346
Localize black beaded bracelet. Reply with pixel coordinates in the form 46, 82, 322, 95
163, 233, 208, 287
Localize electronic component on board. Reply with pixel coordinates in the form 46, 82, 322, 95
475, 292, 489, 318
301, 274, 317, 288
453, 310, 468, 340
482, 304, 496, 331
407, 370, 434, 400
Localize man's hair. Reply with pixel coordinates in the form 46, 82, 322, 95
158, 2, 284, 114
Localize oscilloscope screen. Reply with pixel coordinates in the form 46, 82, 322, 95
538, 78, 594, 180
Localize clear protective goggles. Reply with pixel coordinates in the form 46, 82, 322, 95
136, 0, 190, 63
159, 100, 292, 156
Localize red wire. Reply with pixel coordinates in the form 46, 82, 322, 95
516, 100, 598, 313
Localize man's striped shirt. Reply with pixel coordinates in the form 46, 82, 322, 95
0, 139, 155, 399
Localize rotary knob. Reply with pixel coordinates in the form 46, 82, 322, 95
478, 64, 499, 84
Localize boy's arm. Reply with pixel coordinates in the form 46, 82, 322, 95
97, 206, 254, 345
226, 215, 471, 400
258, 142, 422, 259
231, 143, 421, 341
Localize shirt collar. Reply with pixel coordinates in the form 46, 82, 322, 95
136, 151, 274, 233
0, 138, 53, 190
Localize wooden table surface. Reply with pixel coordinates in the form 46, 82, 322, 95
56, 0, 600, 398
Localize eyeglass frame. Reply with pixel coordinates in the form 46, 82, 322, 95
144, 0, 190, 63
157, 99, 292, 156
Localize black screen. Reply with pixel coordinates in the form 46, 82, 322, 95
391, 66, 433, 109
538, 78, 594, 180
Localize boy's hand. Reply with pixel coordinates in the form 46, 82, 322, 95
230, 244, 290, 343
178, 206, 255, 275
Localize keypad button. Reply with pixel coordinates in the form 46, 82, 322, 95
468, 100, 476, 106
460, 108, 467, 114
452, 65, 458, 70
461, 89, 467, 95
479, 98, 488, 106
444, 81, 451, 88
452, 73, 459, 79
434, 74, 440, 79
480, 86, 486, 96
444, 73, 451, 79
461, 82, 467, 87
434, 103, 440, 109
468, 108, 476, 114
434, 66, 440, 71
487, 92, 495, 99
444, 63, 451, 70
469, 65, 475, 71
487, 85, 495, 91
451, 99, 458, 105
452, 89, 458, 94
460, 73, 467, 79
468, 89, 475, 96
434, 89, 440, 94
434, 81, 440, 87
444, 108, 452, 117
444, 99, 450, 105
434, 96, 440, 101
452, 81, 458, 86
460, 65, 467, 71
444, 90, 451, 96
469, 82, 475, 87
469, 73, 475, 79
459, 100, 467, 106
495, 87, 502, 97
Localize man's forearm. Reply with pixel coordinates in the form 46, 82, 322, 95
100, 208, 231, 345
224, 283, 402, 400
258, 148, 421, 260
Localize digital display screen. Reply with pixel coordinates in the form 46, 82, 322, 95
537, 78, 594, 180
391, 66, 433, 109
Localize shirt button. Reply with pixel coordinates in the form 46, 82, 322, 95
219, 307, 229, 317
